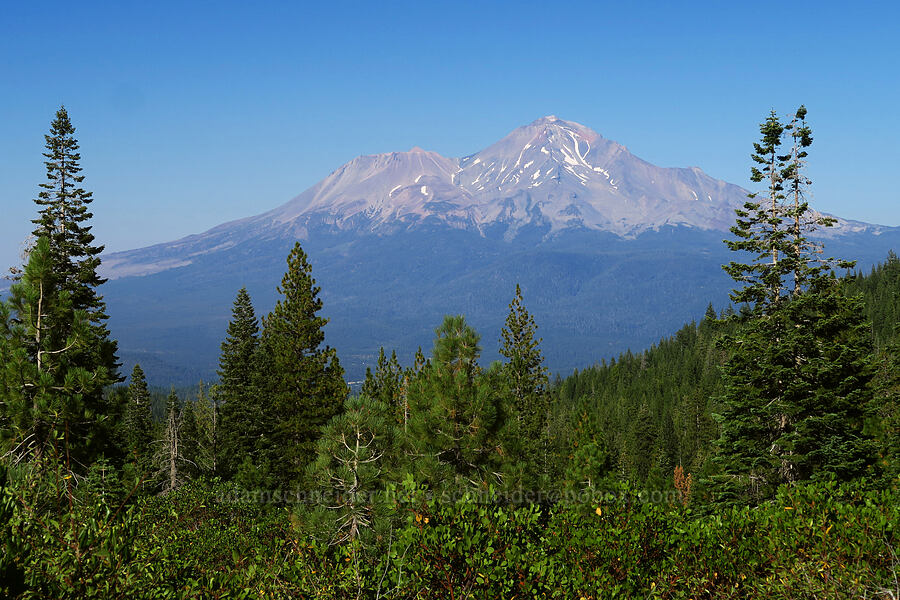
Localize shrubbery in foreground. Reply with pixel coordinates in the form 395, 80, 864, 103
2, 476, 896, 599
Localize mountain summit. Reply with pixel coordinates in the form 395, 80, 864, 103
265, 115, 747, 237
97, 117, 898, 384
102, 116, 878, 280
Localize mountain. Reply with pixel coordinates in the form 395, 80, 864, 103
97, 117, 900, 384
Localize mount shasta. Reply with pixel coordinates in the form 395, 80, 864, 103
96, 116, 899, 383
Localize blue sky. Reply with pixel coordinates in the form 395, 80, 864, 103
2, 0, 898, 269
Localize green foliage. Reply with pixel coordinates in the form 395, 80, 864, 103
498, 284, 550, 489
0, 237, 116, 467
723, 106, 844, 311
257, 242, 348, 491
124, 364, 154, 481
714, 107, 877, 504
1, 106, 120, 471
307, 394, 398, 546
553, 313, 726, 492
216, 288, 260, 478
405, 315, 503, 491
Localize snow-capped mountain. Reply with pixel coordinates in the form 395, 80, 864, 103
103, 116, 881, 281
245, 115, 748, 238
96, 117, 899, 384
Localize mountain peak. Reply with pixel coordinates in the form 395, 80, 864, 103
260, 115, 755, 239
101, 115, 885, 287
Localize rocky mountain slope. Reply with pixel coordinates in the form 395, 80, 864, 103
96, 117, 899, 384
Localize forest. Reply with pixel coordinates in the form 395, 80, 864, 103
0, 106, 897, 598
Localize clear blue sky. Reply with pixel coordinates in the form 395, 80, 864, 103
2, 1, 898, 270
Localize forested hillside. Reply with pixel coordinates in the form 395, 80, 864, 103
2, 107, 898, 598
553, 252, 900, 495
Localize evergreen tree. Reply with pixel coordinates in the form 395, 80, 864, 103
0, 108, 120, 470
179, 382, 217, 480
713, 107, 876, 504
625, 402, 657, 484
308, 394, 397, 545
0, 238, 110, 467
217, 288, 260, 477
124, 364, 154, 479
498, 284, 549, 488
723, 107, 848, 313
29, 106, 119, 384
361, 348, 404, 424
259, 242, 347, 490
405, 316, 502, 491
193, 383, 218, 477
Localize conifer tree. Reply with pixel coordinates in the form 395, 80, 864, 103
498, 284, 549, 487
405, 316, 502, 490
259, 242, 347, 490
0, 108, 119, 469
179, 382, 217, 480
124, 364, 154, 478
217, 288, 260, 477
30, 106, 119, 383
361, 348, 404, 424
308, 394, 397, 545
192, 383, 218, 477
714, 107, 876, 503
0, 238, 109, 466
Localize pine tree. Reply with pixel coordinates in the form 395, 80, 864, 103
361, 348, 404, 424
498, 284, 549, 488
0, 238, 109, 466
217, 288, 260, 477
308, 394, 396, 545
405, 316, 502, 491
259, 242, 347, 490
124, 364, 154, 479
0, 108, 119, 469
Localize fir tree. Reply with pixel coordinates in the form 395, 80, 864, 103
124, 364, 154, 479
259, 242, 347, 490
192, 383, 218, 477
713, 107, 876, 503
179, 382, 217, 480
723, 107, 848, 313
30, 106, 119, 383
217, 288, 260, 477
498, 284, 549, 487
